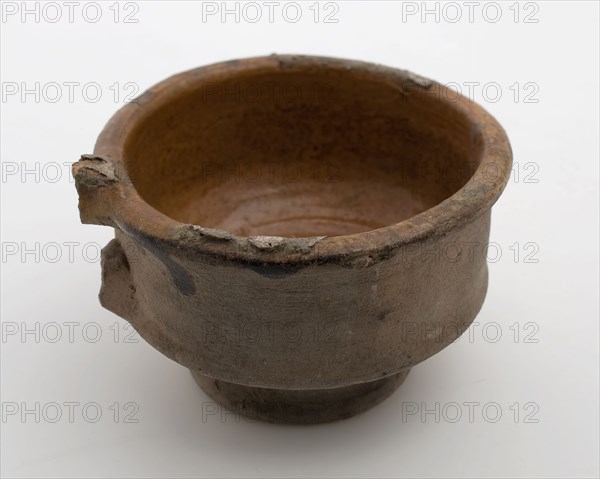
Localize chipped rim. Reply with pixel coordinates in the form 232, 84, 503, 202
91, 54, 512, 264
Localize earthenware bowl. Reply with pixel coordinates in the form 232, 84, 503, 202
73, 55, 512, 423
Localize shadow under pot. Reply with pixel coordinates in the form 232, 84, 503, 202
73, 55, 512, 424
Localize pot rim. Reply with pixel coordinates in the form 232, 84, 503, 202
89, 54, 512, 265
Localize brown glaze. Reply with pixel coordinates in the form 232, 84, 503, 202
73, 55, 512, 423
124, 64, 478, 238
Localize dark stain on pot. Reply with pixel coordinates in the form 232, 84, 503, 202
121, 225, 196, 296
246, 262, 302, 279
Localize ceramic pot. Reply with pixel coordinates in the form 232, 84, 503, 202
73, 55, 512, 424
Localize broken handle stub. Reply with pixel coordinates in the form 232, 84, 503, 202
72, 154, 120, 226
99, 238, 137, 320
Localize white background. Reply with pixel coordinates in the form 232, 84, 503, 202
1, 1, 599, 478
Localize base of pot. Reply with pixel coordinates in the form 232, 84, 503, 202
191, 369, 410, 424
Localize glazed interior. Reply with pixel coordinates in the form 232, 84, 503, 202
124, 65, 483, 237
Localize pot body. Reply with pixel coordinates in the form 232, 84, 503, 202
98, 208, 490, 422
74, 55, 511, 423
102, 212, 489, 390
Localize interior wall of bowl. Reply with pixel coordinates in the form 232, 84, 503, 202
124, 67, 483, 238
